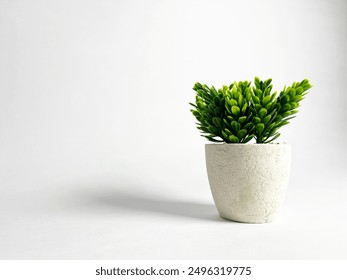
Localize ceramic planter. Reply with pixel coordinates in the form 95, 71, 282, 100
205, 144, 291, 223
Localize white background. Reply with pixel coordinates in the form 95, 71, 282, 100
0, 0, 346, 259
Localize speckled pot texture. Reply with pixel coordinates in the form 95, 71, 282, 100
205, 144, 291, 223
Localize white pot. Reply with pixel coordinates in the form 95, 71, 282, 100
205, 144, 291, 223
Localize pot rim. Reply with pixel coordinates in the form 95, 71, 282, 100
205, 143, 290, 146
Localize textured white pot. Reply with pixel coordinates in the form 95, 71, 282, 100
205, 144, 291, 223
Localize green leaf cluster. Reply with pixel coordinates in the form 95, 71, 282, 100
190, 77, 312, 144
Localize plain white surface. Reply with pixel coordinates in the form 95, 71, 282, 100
1, 0, 347, 259
1, 181, 347, 259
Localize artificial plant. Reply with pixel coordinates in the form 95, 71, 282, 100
190, 77, 312, 144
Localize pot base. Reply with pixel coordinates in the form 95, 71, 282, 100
219, 212, 275, 224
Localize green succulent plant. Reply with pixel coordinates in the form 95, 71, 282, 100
190, 77, 312, 144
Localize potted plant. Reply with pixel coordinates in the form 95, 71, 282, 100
190, 77, 312, 223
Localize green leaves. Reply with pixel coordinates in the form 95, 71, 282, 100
262, 95, 272, 105
253, 117, 261, 124
228, 99, 238, 106
249, 77, 312, 143
259, 108, 267, 119
237, 129, 247, 139
231, 121, 241, 132
256, 123, 265, 134
252, 95, 260, 104
231, 106, 240, 117
190, 77, 312, 144
229, 135, 239, 143
212, 117, 224, 129
241, 103, 248, 114
238, 116, 247, 124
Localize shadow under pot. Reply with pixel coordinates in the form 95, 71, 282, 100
205, 143, 291, 223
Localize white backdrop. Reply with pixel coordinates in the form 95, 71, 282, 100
1, 0, 347, 259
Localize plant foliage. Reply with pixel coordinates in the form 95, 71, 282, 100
190, 77, 312, 144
